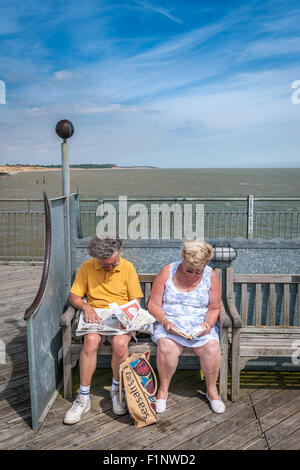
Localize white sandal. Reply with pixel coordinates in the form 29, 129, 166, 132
206, 392, 225, 413
156, 393, 168, 413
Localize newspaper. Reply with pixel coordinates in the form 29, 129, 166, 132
76, 308, 127, 336
109, 300, 156, 335
76, 300, 156, 337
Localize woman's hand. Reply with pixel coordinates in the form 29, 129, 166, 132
162, 320, 182, 336
198, 321, 211, 336
83, 304, 102, 324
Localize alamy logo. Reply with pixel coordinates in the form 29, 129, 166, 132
291, 80, 300, 104
0, 80, 6, 104
96, 196, 204, 240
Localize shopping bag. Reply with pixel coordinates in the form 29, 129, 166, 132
119, 351, 158, 428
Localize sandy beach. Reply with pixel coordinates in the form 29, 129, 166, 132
0, 165, 60, 174
0, 165, 153, 175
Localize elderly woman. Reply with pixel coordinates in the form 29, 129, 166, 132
148, 238, 225, 414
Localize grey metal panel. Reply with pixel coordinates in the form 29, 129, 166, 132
26, 196, 69, 430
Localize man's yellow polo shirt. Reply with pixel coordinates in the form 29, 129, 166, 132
70, 257, 143, 308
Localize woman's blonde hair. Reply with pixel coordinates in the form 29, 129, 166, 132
180, 238, 213, 268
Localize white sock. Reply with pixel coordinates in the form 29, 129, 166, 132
111, 378, 119, 391
80, 384, 90, 401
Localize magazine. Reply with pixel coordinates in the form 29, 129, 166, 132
169, 323, 208, 340
76, 300, 156, 337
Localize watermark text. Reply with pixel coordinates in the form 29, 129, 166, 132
96, 196, 205, 240
291, 80, 300, 104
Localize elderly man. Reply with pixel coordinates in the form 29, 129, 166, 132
64, 236, 143, 424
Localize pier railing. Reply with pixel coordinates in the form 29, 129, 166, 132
0, 196, 300, 260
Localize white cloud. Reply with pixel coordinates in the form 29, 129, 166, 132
53, 71, 74, 80
136, 1, 185, 24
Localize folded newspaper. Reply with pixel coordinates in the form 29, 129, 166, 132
76, 300, 156, 337
110, 300, 156, 334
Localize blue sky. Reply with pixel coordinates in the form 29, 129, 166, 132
0, 0, 300, 168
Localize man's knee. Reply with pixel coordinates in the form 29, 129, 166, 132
82, 334, 101, 355
111, 335, 130, 358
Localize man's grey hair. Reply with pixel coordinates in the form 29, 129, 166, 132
88, 236, 123, 260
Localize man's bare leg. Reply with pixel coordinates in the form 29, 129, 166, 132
80, 333, 102, 386
111, 333, 132, 381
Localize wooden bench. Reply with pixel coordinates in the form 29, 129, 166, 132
226, 267, 300, 401
60, 269, 231, 402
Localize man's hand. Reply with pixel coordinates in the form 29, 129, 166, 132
83, 304, 102, 324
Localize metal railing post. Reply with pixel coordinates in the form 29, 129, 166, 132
247, 195, 254, 239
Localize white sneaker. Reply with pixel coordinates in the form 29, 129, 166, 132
206, 392, 225, 414
63, 395, 91, 424
156, 393, 168, 413
110, 388, 127, 415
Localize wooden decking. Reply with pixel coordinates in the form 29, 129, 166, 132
0, 265, 299, 451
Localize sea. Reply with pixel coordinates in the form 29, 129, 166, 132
0, 168, 299, 208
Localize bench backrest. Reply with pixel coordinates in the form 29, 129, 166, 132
138, 274, 156, 309
227, 267, 300, 327
139, 268, 223, 310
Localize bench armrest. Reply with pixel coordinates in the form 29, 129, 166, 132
60, 305, 76, 327
227, 296, 243, 328
219, 301, 231, 329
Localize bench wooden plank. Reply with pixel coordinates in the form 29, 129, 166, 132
298, 284, 300, 327
232, 274, 298, 283
241, 283, 247, 325
269, 283, 275, 326
255, 283, 261, 326
283, 284, 289, 327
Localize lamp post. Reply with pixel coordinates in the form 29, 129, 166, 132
55, 119, 74, 293
55, 119, 74, 197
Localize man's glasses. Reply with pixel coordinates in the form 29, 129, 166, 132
100, 256, 120, 268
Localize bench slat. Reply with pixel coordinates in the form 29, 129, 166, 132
298, 284, 300, 327
145, 282, 152, 308
241, 283, 247, 326
255, 283, 261, 327
232, 274, 298, 283
138, 274, 156, 283
284, 284, 290, 327
269, 283, 275, 326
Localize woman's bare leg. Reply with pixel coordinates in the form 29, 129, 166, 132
193, 340, 222, 400
156, 337, 184, 399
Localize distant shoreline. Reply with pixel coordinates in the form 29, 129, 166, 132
0, 165, 155, 175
